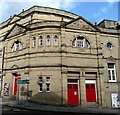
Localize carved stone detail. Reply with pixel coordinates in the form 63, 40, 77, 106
8, 26, 26, 38
66, 19, 95, 31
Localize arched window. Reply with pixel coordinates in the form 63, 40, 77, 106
12, 40, 22, 52
54, 35, 58, 46
46, 35, 50, 46
33, 37, 36, 47
72, 36, 90, 48
39, 36, 43, 46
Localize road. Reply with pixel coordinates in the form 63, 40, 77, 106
2, 105, 119, 115
2, 110, 119, 115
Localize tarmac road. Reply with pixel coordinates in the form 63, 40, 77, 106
2, 109, 119, 115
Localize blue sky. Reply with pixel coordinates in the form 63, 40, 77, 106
0, 0, 119, 24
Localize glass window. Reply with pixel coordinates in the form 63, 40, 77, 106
16, 42, 20, 51
54, 35, 58, 46
46, 35, 50, 46
107, 42, 112, 49
77, 38, 84, 47
39, 36, 43, 46
108, 63, 116, 82
72, 36, 90, 48
46, 77, 50, 92
38, 77, 42, 92
0, 49, 2, 56
12, 40, 22, 52
33, 37, 36, 47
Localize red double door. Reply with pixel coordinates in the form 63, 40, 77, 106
86, 83, 96, 102
67, 84, 79, 105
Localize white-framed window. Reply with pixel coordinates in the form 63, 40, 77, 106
39, 36, 43, 46
0, 69, 2, 78
77, 38, 84, 47
33, 37, 36, 47
38, 77, 43, 92
54, 35, 58, 46
16, 42, 20, 51
12, 40, 22, 52
72, 36, 90, 48
0, 49, 2, 56
46, 77, 50, 92
108, 63, 116, 82
46, 35, 50, 46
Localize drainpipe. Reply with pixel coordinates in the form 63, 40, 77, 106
60, 27, 63, 105
0, 47, 5, 97
95, 23, 102, 107
117, 23, 120, 106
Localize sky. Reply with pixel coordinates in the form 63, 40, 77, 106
0, 0, 119, 24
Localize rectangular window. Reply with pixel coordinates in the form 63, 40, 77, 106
0, 49, 2, 56
46, 35, 50, 46
54, 36, 58, 46
46, 77, 50, 92
33, 37, 36, 47
39, 36, 43, 46
38, 77, 42, 92
77, 39, 84, 47
108, 63, 116, 82
16, 43, 19, 51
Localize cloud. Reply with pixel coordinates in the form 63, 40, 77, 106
0, 0, 76, 23
93, 6, 107, 19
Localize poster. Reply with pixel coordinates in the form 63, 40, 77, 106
4, 83, 10, 96
111, 93, 120, 108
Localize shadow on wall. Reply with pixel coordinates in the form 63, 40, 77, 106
20, 90, 67, 106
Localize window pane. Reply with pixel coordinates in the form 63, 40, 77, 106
77, 39, 83, 47
108, 63, 114, 69
112, 70, 115, 80
54, 35, 58, 46
0, 49, 2, 56
39, 83, 42, 92
108, 70, 111, 80
72, 39, 76, 47
46, 83, 50, 92
107, 42, 112, 49
46, 35, 50, 46
33, 37, 36, 47
39, 36, 43, 46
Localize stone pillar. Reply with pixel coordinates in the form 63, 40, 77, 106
80, 72, 86, 106
62, 72, 67, 105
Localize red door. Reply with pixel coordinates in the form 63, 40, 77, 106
86, 83, 96, 102
13, 74, 21, 96
67, 84, 79, 105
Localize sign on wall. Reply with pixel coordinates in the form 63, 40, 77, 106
111, 93, 120, 108
4, 83, 10, 96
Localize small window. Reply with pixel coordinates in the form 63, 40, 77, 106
108, 63, 116, 82
46, 77, 50, 92
33, 37, 36, 47
46, 35, 50, 46
39, 36, 43, 46
0, 49, 2, 56
72, 36, 90, 48
54, 35, 58, 46
107, 42, 112, 49
12, 40, 22, 52
38, 77, 43, 92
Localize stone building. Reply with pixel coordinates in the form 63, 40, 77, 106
0, 6, 120, 108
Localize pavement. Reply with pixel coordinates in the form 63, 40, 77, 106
1, 98, 120, 114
